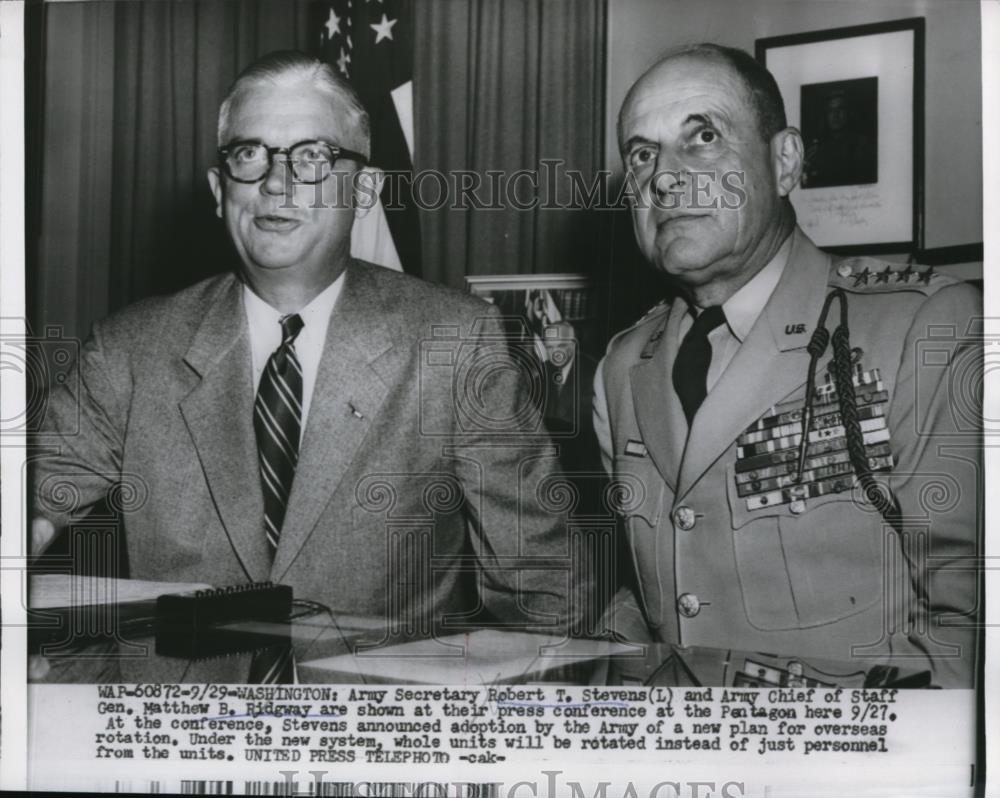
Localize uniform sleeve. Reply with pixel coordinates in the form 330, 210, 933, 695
33, 321, 132, 527
886, 282, 982, 687
449, 305, 585, 634
590, 349, 655, 642
597, 587, 654, 643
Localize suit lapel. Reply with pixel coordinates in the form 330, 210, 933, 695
629, 295, 688, 490
178, 274, 272, 581
677, 230, 833, 499
273, 261, 395, 578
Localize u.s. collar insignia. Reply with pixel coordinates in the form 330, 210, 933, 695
733, 360, 894, 511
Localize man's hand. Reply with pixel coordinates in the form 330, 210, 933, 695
28, 655, 51, 681
32, 517, 57, 556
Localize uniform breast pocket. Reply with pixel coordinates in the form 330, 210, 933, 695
727, 462, 883, 629
777, 494, 883, 626
612, 456, 666, 627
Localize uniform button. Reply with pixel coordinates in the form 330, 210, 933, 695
789, 499, 806, 514
677, 593, 701, 618
673, 505, 696, 530
837, 262, 853, 278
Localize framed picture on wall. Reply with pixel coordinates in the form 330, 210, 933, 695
465, 273, 603, 362
756, 17, 925, 253
466, 273, 603, 445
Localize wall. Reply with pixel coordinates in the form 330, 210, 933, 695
605, 0, 983, 251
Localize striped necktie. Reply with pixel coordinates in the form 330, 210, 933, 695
248, 641, 294, 684
254, 313, 304, 555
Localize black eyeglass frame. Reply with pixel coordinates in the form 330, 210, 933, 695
217, 138, 369, 184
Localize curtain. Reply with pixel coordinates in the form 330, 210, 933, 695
29, 0, 313, 341
413, 0, 608, 288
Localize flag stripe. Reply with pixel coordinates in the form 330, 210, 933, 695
316, 0, 421, 277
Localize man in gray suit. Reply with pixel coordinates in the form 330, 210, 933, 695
32, 51, 573, 680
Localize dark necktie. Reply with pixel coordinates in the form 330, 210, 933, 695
672, 305, 726, 424
253, 313, 304, 555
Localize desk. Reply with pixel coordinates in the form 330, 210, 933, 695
28, 576, 927, 687
31, 624, 919, 688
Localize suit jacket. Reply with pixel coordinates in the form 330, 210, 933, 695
34, 260, 573, 681
594, 229, 981, 687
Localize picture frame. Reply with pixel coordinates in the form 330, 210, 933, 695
466, 273, 604, 447
756, 18, 925, 254
465, 273, 603, 360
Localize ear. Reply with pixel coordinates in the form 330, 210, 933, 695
770, 127, 804, 197
352, 166, 384, 219
207, 167, 224, 219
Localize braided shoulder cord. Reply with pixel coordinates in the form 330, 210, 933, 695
828, 293, 902, 530
795, 325, 831, 479
797, 289, 901, 530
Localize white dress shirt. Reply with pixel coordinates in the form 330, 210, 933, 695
243, 275, 344, 438
678, 234, 792, 392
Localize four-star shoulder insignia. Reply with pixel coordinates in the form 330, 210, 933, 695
637, 299, 669, 323
835, 259, 946, 292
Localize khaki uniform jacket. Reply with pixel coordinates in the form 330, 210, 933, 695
594, 229, 981, 687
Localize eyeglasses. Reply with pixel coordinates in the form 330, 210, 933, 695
217, 138, 368, 184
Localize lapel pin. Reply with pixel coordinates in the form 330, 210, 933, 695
625, 440, 648, 457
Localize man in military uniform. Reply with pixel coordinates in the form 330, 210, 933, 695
594, 43, 980, 687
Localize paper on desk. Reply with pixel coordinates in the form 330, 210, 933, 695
221, 612, 388, 639
298, 629, 635, 684
29, 574, 212, 609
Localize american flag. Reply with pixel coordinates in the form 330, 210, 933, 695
314, 0, 422, 277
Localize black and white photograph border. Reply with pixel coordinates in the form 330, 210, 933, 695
0, 0, 997, 796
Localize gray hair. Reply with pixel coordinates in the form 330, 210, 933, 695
217, 50, 371, 159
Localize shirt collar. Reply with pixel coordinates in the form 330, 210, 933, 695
720, 234, 792, 342
242, 272, 345, 340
